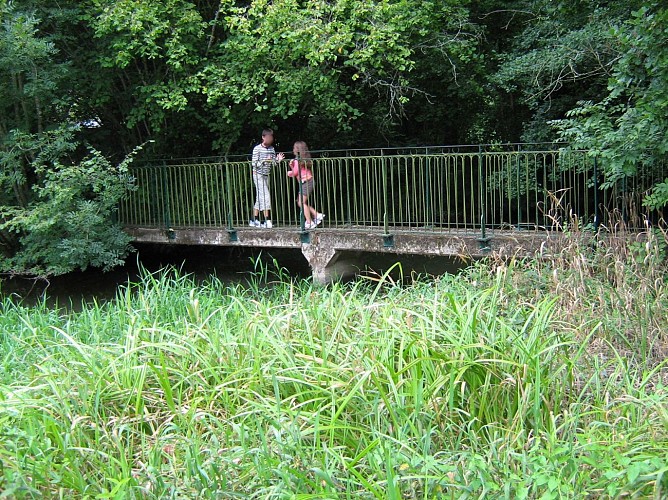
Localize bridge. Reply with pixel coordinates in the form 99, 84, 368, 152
119, 145, 651, 282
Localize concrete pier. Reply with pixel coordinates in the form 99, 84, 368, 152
125, 227, 555, 282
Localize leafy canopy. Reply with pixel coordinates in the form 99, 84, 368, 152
0, 3, 137, 276
552, 3, 668, 208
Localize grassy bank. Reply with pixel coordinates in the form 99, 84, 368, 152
0, 239, 667, 498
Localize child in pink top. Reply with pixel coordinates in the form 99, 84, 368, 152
287, 153, 313, 182
287, 141, 324, 229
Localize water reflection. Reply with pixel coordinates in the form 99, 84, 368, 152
0, 244, 310, 310
1, 244, 467, 310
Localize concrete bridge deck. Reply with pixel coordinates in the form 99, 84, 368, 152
126, 226, 554, 282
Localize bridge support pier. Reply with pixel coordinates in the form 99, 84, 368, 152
301, 244, 357, 284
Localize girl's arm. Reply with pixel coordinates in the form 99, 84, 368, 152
286, 159, 298, 177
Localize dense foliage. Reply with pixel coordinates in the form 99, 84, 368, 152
552, 2, 668, 209
0, 5, 136, 275
1, 132, 137, 275
2, 0, 665, 154
1, 0, 667, 274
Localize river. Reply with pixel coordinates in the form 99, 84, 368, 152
1, 244, 466, 310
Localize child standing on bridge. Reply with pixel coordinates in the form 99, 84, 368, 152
250, 128, 284, 228
287, 141, 324, 229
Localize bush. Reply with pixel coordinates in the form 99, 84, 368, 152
1, 127, 136, 275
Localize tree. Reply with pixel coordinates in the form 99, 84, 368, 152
88, 0, 479, 151
0, 4, 136, 275
552, 3, 668, 209
489, 0, 645, 142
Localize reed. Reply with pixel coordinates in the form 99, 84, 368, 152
0, 257, 666, 498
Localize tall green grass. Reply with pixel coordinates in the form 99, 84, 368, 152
0, 259, 666, 498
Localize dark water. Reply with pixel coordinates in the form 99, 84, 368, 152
1, 244, 466, 310
0, 244, 308, 310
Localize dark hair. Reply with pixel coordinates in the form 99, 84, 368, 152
262, 128, 274, 137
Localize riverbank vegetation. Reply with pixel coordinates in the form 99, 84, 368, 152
1, 231, 666, 498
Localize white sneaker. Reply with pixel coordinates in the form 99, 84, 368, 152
261, 220, 273, 229
315, 213, 325, 225
303, 221, 315, 230
249, 220, 260, 227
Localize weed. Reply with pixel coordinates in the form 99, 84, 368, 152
0, 258, 666, 498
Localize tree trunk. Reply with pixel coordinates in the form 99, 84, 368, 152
13, 73, 22, 126
35, 96, 43, 134
206, 2, 222, 54
17, 73, 32, 132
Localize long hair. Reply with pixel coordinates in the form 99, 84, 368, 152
293, 141, 313, 168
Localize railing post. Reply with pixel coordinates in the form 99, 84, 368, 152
425, 151, 432, 229
149, 167, 159, 227
516, 148, 521, 229
161, 162, 175, 240
621, 174, 628, 225
345, 158, 352, 226
593, 154, 600, 231
297, 152, 305, 231
381, 151, 393, 247
477, 145, 490, 251
224, 156, 238, 242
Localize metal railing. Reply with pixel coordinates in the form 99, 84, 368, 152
119, 148, 655, 238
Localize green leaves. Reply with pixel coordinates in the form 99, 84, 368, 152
644, 178, 668, 210
0, 5, 70, 136
0, 127, 137, 275
81, 0, 478, 150
92, 0, 206, 70
552, 3, 668, 208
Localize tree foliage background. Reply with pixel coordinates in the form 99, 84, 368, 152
1, 0, 666, 274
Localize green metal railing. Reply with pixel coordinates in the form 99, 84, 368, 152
119, 147, 655, 238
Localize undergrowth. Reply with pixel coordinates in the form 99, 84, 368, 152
0, 231, 666, 498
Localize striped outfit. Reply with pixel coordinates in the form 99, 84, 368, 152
251, 143, 277, 211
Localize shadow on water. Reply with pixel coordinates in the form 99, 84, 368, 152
1, 243, 469, 310
342, 251, 469, 284
0, 244, 311, 311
